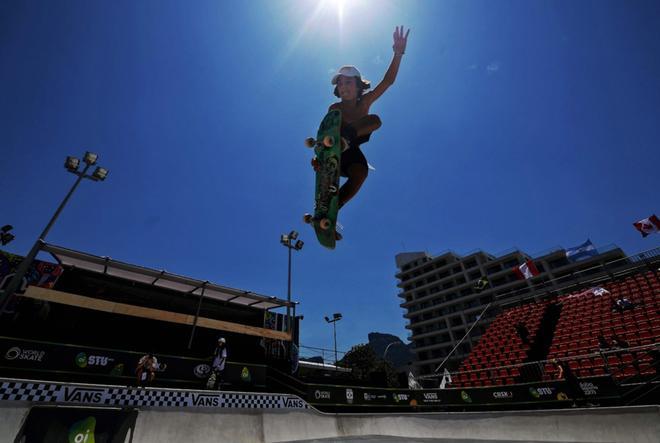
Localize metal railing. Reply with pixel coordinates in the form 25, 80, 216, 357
298, 344, 348, 366
419, 342, 659, 385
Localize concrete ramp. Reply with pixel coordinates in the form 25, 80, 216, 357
2, 404, 658, 443
257, 407, 658, 443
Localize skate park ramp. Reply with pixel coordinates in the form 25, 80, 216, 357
107, 405, 660, 443
1, 404, 658, 442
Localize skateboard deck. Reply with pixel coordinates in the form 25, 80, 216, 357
304, 109, 342, 249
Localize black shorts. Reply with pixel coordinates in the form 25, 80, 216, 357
340, 146, 368, 177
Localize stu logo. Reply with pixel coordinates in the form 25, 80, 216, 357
191, 393, 220, 407
63, 387, 105, 403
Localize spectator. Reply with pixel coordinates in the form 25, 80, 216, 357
611, 334, 629, 349
552, 359, 584, 407
612, 297, 634, 313
207, 337, 228, 390
136, 353, 159, 386
515, 322, 530, 345
597, 335, 610, 351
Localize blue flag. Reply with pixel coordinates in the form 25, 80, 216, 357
565, 239, 597, 261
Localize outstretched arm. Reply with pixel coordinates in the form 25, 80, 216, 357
363, 26, 410, 106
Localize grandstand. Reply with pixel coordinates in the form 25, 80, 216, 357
432, 250, 659, 406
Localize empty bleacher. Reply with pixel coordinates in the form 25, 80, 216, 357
455, 300, 549, 386
450, 269, 659, 388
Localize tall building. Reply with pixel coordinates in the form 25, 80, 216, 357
395, 245, 627, 376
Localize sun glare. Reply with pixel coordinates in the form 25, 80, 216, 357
274, 0, 389, 73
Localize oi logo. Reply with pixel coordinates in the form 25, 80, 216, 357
75, 353, 88, 368
68, 416, 96, 443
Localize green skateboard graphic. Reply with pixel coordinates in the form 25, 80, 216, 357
304, 109, 342, 249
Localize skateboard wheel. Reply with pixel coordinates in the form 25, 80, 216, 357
304, 137, 315, 148
322, 135, 334, 148
303, 213, 313, 224
319, 218, 331, 230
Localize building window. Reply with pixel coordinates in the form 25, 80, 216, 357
486, 265, 501, 275
450, 316, 463, 327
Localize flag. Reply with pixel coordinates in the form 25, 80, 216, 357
408, 372, 422, 390
565, 239, 598, 262
568, 286, 610, 298
592, 287, 610, 296
633, 214, 660, 237
513, 259, 540, 280
474, 276, 490, 292
440, 368, 452, 389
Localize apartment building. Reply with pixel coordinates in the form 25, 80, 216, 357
395, 245, 626, 376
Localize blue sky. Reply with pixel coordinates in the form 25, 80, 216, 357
2, 0, 659, 356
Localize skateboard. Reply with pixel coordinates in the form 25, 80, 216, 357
303, 109, 342, 249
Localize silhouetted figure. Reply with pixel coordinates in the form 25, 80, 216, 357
597, 335, 610, 351
515, 322, 530, 345
611, 334, 629, 349
553, 359, 585, 407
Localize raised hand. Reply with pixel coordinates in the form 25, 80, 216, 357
392, 26, 410, 55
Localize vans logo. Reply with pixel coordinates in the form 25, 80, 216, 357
283, 397, 305, 408
63, 387, 105, 403
191, 393, 220, 407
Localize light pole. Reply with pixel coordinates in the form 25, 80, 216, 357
0, 152, 109, 311
324, 312, 342, 364
280, 230, 303, 334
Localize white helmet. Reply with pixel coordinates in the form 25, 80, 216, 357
218, 337, 226, 344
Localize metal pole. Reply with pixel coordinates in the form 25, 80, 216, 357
333, 320, 338, 364
188, 284, 206, 349
0, 163, 91, 311
287, 244, 292, 335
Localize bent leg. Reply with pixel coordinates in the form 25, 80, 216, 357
339, 163, 368, 208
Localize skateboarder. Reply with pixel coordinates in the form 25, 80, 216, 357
207, 337, 228, 390
321, 26, 410, 209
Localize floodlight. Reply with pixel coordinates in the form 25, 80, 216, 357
324, 316, 330, 322
289, 231, 299, 240
1, 225, 12, 233
65, 156, 80, 172
294, 240, 304, 250
83, 151, 98, 165
333, 313, 342, 320
91, 167, 109, 181
0, 232, 14, 246
280, 234, 289, 244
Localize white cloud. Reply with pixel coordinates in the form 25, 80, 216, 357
373, 54, 384, 65
486, 61, 501, 73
